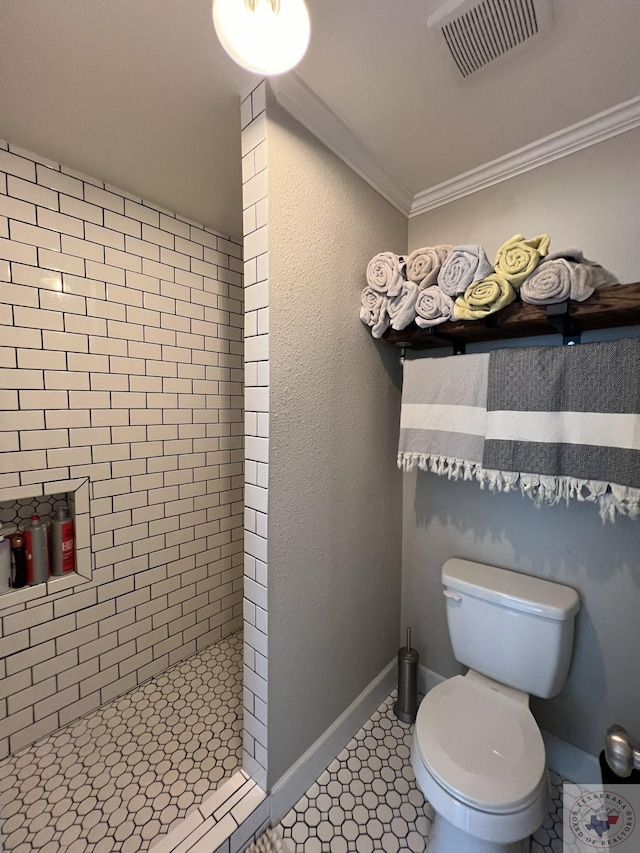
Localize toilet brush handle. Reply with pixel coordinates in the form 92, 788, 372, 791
606, 724, 640, 777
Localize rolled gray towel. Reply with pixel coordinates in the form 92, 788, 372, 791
415, 286, 454, 328
366, 252, 404, 297
405, 245, 452, 289
388, 281, 419, 331
360, 286, 390, 338
437, 245, 493, 297
521, 252, 618, 304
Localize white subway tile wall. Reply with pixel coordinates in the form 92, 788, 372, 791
241, 82, 269, 791
0, 140, 244, 757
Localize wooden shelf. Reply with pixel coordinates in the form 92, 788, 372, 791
382, 281, 640, 351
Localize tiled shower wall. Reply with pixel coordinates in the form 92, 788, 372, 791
240, 82, 269, 791
0, 141, 244, 757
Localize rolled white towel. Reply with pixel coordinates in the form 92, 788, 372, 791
360, 286, 390, 338
415, 285, 454, 328
366, 251, 405, 297
520, 259, 572, 304
388, 281, 419, 331
437, 245, 493, 297
521, 253, 618, 304
544, 249, 618, 295
405, 245, 452, 289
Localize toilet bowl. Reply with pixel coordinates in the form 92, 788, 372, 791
409, 558, 580, 853
412, 673, 549, 852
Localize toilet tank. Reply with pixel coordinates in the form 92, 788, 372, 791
442, 558, 580, 699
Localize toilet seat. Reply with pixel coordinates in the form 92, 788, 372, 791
413, 675, 546, 814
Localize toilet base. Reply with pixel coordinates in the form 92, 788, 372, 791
427, 813, 530, 853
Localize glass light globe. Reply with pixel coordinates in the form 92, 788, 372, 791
213, 0, 310, 76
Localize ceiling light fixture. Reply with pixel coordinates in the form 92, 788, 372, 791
212, 0, 310, 76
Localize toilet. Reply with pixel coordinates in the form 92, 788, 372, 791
411, 557, 580, 853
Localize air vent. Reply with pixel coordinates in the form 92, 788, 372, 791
427, 0, 553, 79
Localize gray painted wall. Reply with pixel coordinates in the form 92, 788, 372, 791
266, 97, 407, 785
405, 129, 640, 757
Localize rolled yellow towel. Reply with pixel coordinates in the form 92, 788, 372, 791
453, 273, 516, 321
494, 233, 551, 288
405, 245, 452, 289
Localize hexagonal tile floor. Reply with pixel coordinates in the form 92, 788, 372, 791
278, 692, 565, 853
0, 632, 242, 853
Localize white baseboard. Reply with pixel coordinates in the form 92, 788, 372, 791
419, 665, 600, 784
270, 658, 396, 823
541, 730, 601, 785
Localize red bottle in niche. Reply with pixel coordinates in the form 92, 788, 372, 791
51, 506, 75, 575
23, 515, 49, 585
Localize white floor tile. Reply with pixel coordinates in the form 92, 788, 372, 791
0, 632, 242, 853
278, 692, 565, 853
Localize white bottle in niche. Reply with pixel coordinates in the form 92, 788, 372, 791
0, 532, 11, 592
51, 506, 75, 575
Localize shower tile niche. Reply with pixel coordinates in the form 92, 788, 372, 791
0, 478, 91, 609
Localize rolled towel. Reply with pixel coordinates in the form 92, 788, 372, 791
415, 286, 454, 328
405, 245, 452, 289
366, 252, 405, 297
437, 245, 493, 297
494, 233, 551, 288
453, 273, 516, 320
360, 286, 390, 339
521, 254, 619, 304
387, 280, 420, 331
542, 248, 618, 294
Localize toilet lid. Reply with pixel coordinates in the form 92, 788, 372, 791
414, 675, 546, 813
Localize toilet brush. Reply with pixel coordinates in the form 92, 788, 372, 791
394, 627, 419, 724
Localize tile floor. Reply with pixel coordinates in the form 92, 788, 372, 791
278, 692, 565, 853
0, 631, 243, 853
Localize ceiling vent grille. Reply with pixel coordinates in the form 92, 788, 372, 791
428, 0, 553, 79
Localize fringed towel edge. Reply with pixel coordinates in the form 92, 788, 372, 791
397, 452, 640, 522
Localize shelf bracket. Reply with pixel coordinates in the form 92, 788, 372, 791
546, 301, 581, 346
422, 328, 466, 354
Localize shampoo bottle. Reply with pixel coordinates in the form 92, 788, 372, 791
0, 533, 10, 592
23, 515, 49, 585
51, 506, 75, 575
10, 533, 27, 589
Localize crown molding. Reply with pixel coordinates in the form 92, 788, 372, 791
268, 74, 414, 216
410, 94, 640, 217
266, 78, 640, 221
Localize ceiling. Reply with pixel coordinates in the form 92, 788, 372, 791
1, 0, 640, 239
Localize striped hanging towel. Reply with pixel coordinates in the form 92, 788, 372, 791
398, 338, 640, 521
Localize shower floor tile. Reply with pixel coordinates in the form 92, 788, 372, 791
0, 632, 243, 853
278, 692, 564, 853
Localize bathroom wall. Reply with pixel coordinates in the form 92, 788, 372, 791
404, 128, 640, 758
0, 141, 244, 755
240, 80, 406, 791
265, 92, 406, 787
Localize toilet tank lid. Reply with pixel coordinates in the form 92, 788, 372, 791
442, 558, 580, 621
